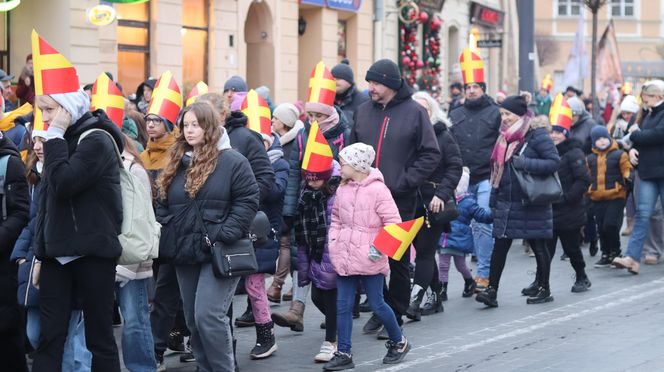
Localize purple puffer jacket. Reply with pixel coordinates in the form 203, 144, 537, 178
296, 165, 340, 291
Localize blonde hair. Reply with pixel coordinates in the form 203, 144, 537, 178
412, 91, 451, 127
197, 92, 230, 120
157, 102, 223, 199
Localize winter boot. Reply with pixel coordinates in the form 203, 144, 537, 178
405, 284, 426, 321
526, 287, 554, 304
476, 287, 498, 308
462, 278, 476, 298
420, 283, 444, 316
250, 321, 277, 359
268, 235, 292, 303
234, 300, 255, 327
571, 275, 592, 293
440, 282, 448, 302
521, 280, 539, 297
271, 300, 304, 332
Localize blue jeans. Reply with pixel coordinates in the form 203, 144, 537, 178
116, 279, 156, 372
337, 274, 402, 354
468, 180, 494, 278
625, 177, 664, 260
27, 308, 91, 372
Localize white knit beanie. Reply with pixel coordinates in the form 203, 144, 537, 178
50, 88, 91, 124
339, 142, 375, 174
619, 95, 639, 114
273, 103, 299, 128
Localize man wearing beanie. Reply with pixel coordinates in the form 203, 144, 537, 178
449, 59, 501, 293
351, 58, 441, 334
223, 75, 248, 103
332, 59, 368, 128
567, 96, 598, 154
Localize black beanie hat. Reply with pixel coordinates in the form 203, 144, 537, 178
331, 58, 354, 85
365, 59, 402, 90
500, 95, 528, 116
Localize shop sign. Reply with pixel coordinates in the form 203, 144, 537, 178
477, 39, 502, 48
300, 0, 362, 13
417, 0, 445, 13
469, 1, 504, 29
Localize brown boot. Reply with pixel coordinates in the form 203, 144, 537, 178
271, 300, 304, 332
268, 235, 292, 303
267, 282, 282, 304
282, 287, 293, 301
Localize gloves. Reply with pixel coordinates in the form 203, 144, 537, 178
511, 156, 526, 170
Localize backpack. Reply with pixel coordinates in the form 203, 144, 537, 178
78, 129, 161, 264
0, 154, 9, 220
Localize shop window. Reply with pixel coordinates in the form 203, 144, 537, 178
117, 2, 150, 95
610, 0, 635, 17
337, 20, 347, 59
556, 0, 581, 16
182, 0, 209, 94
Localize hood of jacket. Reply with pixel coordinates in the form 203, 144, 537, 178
122, 116, 139, 140
347, 167, 384, 188
224, 111, 248, 133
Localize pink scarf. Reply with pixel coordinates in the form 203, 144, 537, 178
490, 117, 530, 188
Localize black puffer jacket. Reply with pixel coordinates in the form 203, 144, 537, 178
35, 110, 124, 259
350, 82, 441, 212
0, 134, 28, 312
552, 138, 590, 230
282, 107, 350, 217
491, 127, 560, 239
570, 112, 598, 154
225, 112, 275, 203
157, 148, 259, 264
630, 102, 664, 180
420, 121, 463, 203
449, 95, 501, 185
337, 84, 369, 128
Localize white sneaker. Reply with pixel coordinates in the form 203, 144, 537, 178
156, 360, 167, 371
314, 341, 336, 362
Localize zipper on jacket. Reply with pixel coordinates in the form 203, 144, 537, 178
25, 257, 35, 306
69, 200, 79, 232
375, 116, 390, 167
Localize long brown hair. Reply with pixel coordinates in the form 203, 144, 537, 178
157, 102, 222, 199
126, 110, 149, 148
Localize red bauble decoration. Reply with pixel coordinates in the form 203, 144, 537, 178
418, 11, 429, 23
416, 60, 424, 69
402, 56, 411, 65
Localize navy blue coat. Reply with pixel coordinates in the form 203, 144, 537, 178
440, 194, 493, 254
552, 138, 590, 230
490, 127, 560, 239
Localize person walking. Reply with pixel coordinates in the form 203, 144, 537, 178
407, 91, 462, 319
613, 80, 664, 274
324, 143, 411, 371
475, 96, 560, 308
449, 49, 501, 293
31, 31, 124, 371
156, 102, 259, 371
350, 59, 440, 336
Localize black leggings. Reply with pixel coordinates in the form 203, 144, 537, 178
413, 210, 447, 291
546, 229, 587, 278
311, 286, 337, 342
489, 238, 551, 290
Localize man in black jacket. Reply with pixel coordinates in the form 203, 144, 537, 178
351, 59, 440, 332
332, 59, 368, 128
0, 131, 29, 371
449, 68, 501, 292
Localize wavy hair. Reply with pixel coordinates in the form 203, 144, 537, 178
157, 102, 222, 200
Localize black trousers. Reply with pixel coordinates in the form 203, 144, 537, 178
489, 238, 552, 290
0, 304, 28, 372
33, 257, 120, 372
593, 199, 625, 257
412, 206, 446, 291
151, 262, 188, 357
311, 286, 337, 342
546, 228, 587, 278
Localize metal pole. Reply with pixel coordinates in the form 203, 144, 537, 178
517, 0, 535, 93
591, 6, 599, 119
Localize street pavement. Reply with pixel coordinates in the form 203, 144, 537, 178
119, 236, 664, 372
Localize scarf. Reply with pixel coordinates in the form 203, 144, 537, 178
490, 117, 530, 188
335, 85, 357, 107
305, 102, 339, 133
278, 120, 304, 146
293, 176, 340, 263
140, 134, 176, 170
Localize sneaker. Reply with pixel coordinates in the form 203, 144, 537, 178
526, 287, 554, 304
383, 337, 411, 364
571, 276, 592, 293
358, 298, 371, 313
250, 322, 277, 359
612, 256, 640, 274
156, 354, 166, 372
323, 351, 354, 371
475, 287, 498, 308
179, 340, 195, 363
521, 280, 538, 297
474, 277, 489, 293
362, 314, 383, 334
644, 255, 658, 265
314, 341, 336, 363
166, 330, 185, 354
594, 255, 613, 268
377, 326, 402, 340
560, 253, 569, 261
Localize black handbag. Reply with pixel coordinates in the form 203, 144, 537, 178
419, 189, 459, 228
193, 202, 258, 278
510, 143, 563, 205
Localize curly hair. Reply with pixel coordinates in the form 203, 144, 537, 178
157, 102, 223, 200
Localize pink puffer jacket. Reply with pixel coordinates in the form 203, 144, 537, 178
329, 169, 401, 277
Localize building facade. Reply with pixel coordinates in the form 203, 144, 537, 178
534, 0, 664, 94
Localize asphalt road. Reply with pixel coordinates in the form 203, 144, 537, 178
120, 236, 664, 372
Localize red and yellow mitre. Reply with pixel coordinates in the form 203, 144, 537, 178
186, 81, 209, 106
147, 71, 182, 125
541, 74, 553, 92
31, 29, 80, 95
241, 89, 272, 137
301, 121, 333, 180
307, 61, 336, 107
91, 72, 125, 127
549, 94, 573, 134
459, 48, 485, 85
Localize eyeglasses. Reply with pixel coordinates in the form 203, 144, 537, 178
145, 117, 163, 126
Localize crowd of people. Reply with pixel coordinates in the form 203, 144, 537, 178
0, 34, 663, 372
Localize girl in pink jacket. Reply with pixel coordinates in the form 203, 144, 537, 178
324, 143, 412, 371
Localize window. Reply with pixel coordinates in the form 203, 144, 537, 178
557, 0, 581, 16
610, 0, 635, 17
116, 3, 150, 95
182, 0, 209, 94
